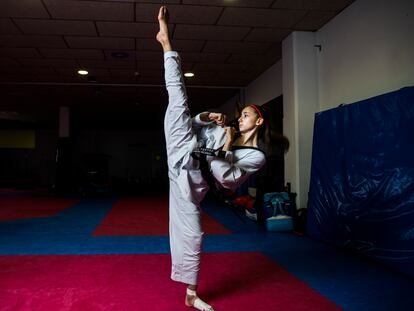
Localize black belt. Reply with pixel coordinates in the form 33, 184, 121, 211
191, 146, 224, 189
191, 148, 218, 189
191, 147, 226, 158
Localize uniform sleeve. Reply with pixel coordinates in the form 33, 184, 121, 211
208, 150, 265, 190
192, 112, 213, 127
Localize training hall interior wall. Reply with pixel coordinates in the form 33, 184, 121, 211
0, 128, 166, 191
244, 60, 283, 107
316, 0, 414, 111
231, 0, 414, 209
0, 130, 57, 187
216, 57, 283, 119
71, 128, 166, 186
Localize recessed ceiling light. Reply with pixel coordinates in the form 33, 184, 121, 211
111, 51, 129, 59
184, 72, 194, 77
78, 69, 88, 75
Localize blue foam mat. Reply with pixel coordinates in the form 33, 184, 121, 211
1, 197, 414, 310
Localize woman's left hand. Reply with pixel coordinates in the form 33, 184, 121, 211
208, 112, 227, 127
222, 126, 235, 151
224, 126, 236, 140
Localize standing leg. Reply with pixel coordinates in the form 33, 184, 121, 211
169, 178, 203, 285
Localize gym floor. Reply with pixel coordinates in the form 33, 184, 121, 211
1, 191, 414, 310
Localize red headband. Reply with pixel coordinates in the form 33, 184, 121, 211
249, 104, 264, 119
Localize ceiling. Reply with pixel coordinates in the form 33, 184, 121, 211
0, 0, 355, 129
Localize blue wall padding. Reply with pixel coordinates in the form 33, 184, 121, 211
308, 86, 414, 277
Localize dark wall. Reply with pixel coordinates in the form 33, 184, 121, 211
0, 130, 57, 188
0, 128, 168, 193
71, 128, 168, 194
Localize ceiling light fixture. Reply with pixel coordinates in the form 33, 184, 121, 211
184, 72, 194, 77
78, 69, 89, 75
111, 51, 129, 59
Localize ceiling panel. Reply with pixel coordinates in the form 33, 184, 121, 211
203, 41, 272, 54
183, 0, 274, 8
136, 61, 164, 71
17, 58, 79, 67
136, 38, 205, 52
227, 51, 281, 65
173, 40, 208, 53
0, 58, 21, 67
174, 24, 250, 41
0, 1, 356, 126
294, 11, 338, 30
244, 27, 291, 42
131, 0, 180, 3
65, 36, 135, 49
78, 59, 135, 69
43, 0, 134, 21
103, 50, 162, 62
97, 22, 158, 38
0, 19, 21, 35
134, 3, 224, 25
0, 47, 41, 58
194, 62, 254, 73
179, 52, 230, 63
110, 69, 139, 77
135, 3, 167, 23
14, 19, 97, 36
0, 67, 56, 75
273, 0, 354, 11
133, 69, 162, 78
163, 5, 223, 24
0, 35, 67, 48
218, 7, 308, 28
132, 51, 162, 62
39, 48, 105, 59
0, 0, 50, 19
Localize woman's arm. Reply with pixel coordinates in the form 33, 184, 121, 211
222, 126, 236, 151
193, 112, 227, 127
208, 150, 265, 190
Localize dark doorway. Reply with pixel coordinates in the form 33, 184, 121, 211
255, 95, 286, 223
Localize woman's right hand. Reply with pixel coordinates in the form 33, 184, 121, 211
208, 112, 226, 127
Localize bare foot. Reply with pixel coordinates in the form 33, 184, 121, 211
185, 293, 196, 307
156, 6, 172, 52
185, 293, 214, 311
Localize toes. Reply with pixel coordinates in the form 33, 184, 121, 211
158, 6, 167, 21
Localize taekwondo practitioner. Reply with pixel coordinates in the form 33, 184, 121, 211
156, 6, 268, 310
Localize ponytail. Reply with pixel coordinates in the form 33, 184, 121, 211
251, 104, 289, 155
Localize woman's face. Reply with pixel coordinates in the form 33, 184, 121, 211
238, 106, 262, 133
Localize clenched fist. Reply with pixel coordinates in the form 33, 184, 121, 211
208, 112, 226, 127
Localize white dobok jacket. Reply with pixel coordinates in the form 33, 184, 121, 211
171, 114, 266, 204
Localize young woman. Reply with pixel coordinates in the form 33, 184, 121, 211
156, 6, 267, 311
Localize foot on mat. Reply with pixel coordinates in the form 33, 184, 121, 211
186, 288, 214, 311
